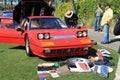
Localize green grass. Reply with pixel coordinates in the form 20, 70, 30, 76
0, 43, 119, 80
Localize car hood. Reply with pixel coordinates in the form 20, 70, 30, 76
29, 28, 85, 35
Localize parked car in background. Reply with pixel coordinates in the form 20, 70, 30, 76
0, 17, 13, 27
0, 16, 93, 58
0, 10, 13, 17
0, 10, 13, 27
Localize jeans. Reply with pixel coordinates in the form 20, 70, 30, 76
103, 24, 109, 43
94, 16, 101, 31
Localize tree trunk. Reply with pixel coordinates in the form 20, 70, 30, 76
11, 0, 13, 9
70, 0, 77, 14
4, 0, 6, 9
11, 0, 13, 5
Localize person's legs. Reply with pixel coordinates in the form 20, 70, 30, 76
94, 17, 98, 31
103, 24, 109, 43
97, 17, 101, 31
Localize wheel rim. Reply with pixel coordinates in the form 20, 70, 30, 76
26, 38, 29, 54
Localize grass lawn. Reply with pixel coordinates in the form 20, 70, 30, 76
0, 43, 119, 80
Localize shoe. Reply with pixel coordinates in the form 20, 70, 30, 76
101, 41, 109, 44
97, 29, 101, 32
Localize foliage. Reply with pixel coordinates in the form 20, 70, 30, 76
55, 0, 120, 27
55, 2, 73, 20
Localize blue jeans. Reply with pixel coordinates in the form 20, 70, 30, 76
94, 16, 101, 31
103, 24, 109, 43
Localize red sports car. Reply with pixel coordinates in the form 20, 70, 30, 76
0, 16, 93, 58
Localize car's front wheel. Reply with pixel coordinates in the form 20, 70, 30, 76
25, 36, 33, 56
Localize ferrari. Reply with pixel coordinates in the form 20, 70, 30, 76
0, 16, 93, 58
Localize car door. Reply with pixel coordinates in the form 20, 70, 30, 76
0, 18, 24, 44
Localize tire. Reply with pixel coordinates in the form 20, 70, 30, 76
67, 58, 94, 67
113, 16, 120, 36
25, 36, 33, 56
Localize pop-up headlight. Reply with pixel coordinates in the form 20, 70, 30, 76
82, 31, 87, 37
77, 31, 83, 38
77, 31, 87, 38
38, 33, 50, 39
44, 33, 50, 39
38, 33, 44, 39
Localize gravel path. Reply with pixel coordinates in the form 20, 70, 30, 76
88, 29, 120, 51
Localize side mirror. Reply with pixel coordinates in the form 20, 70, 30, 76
16, 27, 24, 33
76, 26, 81, 29
16, 27, 22, 31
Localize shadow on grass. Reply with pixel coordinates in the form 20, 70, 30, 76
0, 50, 4, 53
9, 45, 25, 50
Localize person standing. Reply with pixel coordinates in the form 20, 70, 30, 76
94, 3, 103, 32
64, 10, 78, 28
101, 3, 113, 44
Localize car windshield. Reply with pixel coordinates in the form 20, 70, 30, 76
2, 12, 13, 17
30, 18, 68, 29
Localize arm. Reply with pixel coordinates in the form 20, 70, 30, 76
107, 9, 113, 23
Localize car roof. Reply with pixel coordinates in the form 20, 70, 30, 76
27, 16, 57, 19
2, 10, 13, 12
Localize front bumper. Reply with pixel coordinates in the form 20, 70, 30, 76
31, 44, 92, 58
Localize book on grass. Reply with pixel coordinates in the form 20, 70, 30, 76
49, 70, 59, 78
